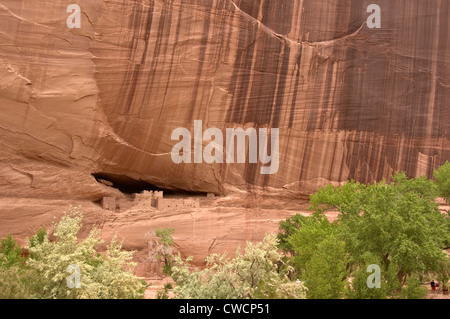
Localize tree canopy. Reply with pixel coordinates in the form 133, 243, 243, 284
280, 170, 449, 299
434, 161, 450, 204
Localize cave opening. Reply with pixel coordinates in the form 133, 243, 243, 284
92, 172, 208, 198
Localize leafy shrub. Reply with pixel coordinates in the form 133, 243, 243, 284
0, 206, 146, 299
171, 234, 307, 299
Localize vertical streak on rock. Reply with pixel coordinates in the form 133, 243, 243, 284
117, 1, 155, 118
416, 0, 440, 177
288, 45, 302, 128
188, 1, 212, 122
226, 17, 257, 124
84, 0, 449, 193
142, 0, 172, 117
425, 0, 440, 139
159, 3, 184, 122
222, 1, 296, 186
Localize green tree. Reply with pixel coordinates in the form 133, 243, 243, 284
287, 214, 340, 276
155, 228, 175, 275
397, 275, 428, 299
0, 234, 24, 268
303, 235, 348, 299
310, 172, 449, 294
287, 214, 348, 298
434, 161, 450, 203
345, 253, 399, 299
435, 257, 450, 287
277, 214, 309, 255
277, 214, 311, 279
0, 235, 41, 299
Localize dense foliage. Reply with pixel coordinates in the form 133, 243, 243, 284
0, 206, 146, 299
279, 169, 450, 299
434, 161, 450, 203
170, 234, 307, 299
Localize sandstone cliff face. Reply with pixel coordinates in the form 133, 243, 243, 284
0, 1, 449, 272
0, 0, 449, 198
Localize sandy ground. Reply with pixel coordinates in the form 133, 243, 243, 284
425, 285, 450, 299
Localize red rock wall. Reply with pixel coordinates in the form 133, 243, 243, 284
0, 0, 449, 198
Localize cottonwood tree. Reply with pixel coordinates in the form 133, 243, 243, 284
287, 214, 348, 299
310, 172, 449, 293
434, 161, 450, 204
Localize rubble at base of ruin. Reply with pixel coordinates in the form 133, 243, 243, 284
101, 191, 200, 212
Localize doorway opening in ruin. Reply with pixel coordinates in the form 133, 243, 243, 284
91, 172, 208, 198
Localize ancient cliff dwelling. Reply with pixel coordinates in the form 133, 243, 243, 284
100, 190, 201, 212
0, 0, 449, 302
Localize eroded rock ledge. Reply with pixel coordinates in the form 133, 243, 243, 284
0, 0, 449, 199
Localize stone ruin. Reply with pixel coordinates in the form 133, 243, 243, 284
100, 196, 116, 211
101, 190, 200, 212
100, 196, 133, 212
133, 190, 162, 209
154, 197, 200, 210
